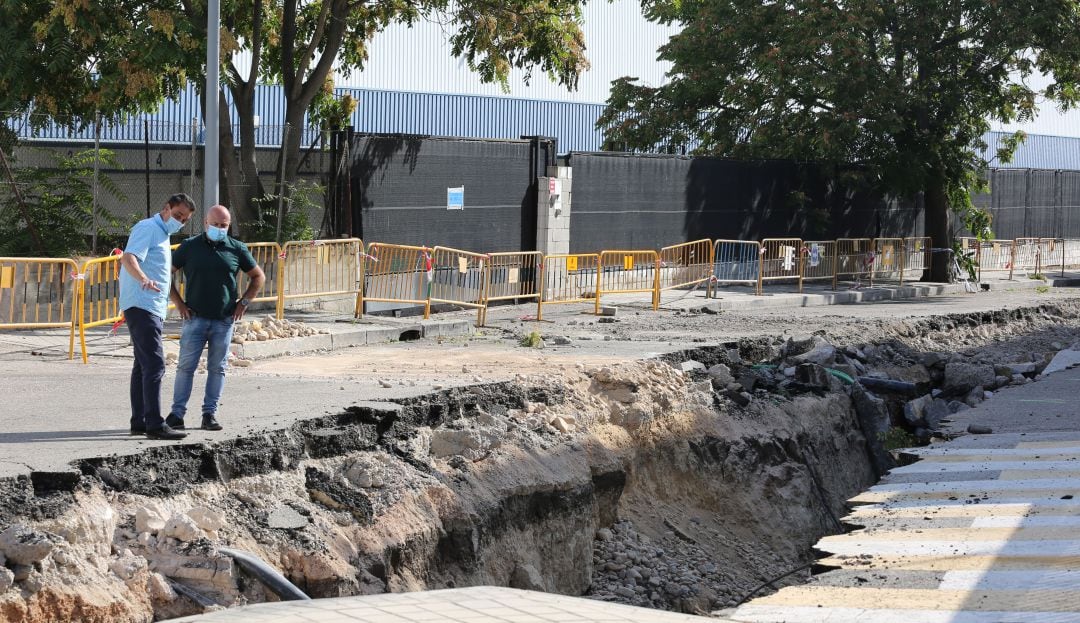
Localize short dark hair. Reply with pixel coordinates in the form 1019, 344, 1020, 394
167, 193, 196, 212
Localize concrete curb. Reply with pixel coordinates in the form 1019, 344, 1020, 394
231, 319, 474, 360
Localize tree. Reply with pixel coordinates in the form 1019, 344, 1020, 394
599, 0, 1080, 280
5, 0, 590, 239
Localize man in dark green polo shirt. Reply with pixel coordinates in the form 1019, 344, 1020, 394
167, 205, 265, 431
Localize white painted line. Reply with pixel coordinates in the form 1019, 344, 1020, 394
890, 461, 1080, 474
909, 447, 1080, 457
817, 538, 1080, 557
856, 493, 1080, 507
871, 477, 1080, 493
940, 569, 1080, 591
971, 515, 1080, 528
731, 605, 1080, 623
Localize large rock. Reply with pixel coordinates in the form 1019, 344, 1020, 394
0, 525, 55, 565
795, 363, 831, 387
925, 398, 951, 430
135, 507, 166, 534
509, 563, 547, 591
790, 344, 837, 367
944, 362, 996, 395
187, 507, 225, 532
919, 352, 946, 368
707, 364, 735, 389
162, 514, 203, 543
267, 506, 308, 530
679, 360, 706, 373
964, 385, 986, 407
851, 385, 895, 474
783, 335, 824, 358
903, 394, 934, 427
0, 567, 13, 592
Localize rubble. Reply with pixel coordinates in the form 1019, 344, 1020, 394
231, 316, 330, 344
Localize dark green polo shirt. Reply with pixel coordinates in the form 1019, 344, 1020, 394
173, 234, 258, 320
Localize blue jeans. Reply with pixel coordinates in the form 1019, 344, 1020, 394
170, 316, 235, 420
126, 307, 166, 431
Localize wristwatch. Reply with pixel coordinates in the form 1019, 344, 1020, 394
238, 298, 250, 307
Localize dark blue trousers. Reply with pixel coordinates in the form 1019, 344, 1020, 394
125, 307, 166, 431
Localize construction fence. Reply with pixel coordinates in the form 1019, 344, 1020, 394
8, 235, 1080, 362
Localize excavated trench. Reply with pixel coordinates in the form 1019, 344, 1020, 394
1, 303, 1079, 622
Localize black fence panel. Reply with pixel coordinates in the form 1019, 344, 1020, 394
349, 135, 536, 251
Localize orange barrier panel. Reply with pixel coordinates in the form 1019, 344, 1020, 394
708, 240, 762, 296
537, 254, 601, 320
833, 238, 874, 289
760, 238, 803, 292
428, 246, 489, 326
277, 238, 363, 319
902, 237, 931, 282
597, 250, 660, 310
356, 243, 431, 319
869, 237, 905, 285
658, 239, 714, 302
74, 253, 124, 363
974, 239, 1016, 282
1, 258, 80, 358
801, 241, 836, 284
482, 251, 543, 326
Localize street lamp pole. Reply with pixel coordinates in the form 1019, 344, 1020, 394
204, 0, 220, 210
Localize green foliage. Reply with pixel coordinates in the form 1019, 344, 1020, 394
601, 0, 1080, 249
248, 181, 319, 243
519, 331, 544, 348
0, 148, 124, 257
1036, 285, 1050, 294
879, 427, 917, 451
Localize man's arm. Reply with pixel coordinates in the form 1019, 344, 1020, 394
234, 266, 265, 320
120, 253, 160, 292
170, 266, 192, 319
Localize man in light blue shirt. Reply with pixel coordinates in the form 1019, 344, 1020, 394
119, 193, 196, 440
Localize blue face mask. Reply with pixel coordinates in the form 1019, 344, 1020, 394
164, 214, 185, 235
206, 226, 228, 242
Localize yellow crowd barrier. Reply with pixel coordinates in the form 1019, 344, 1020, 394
1039, 238, 1067, 277
760, 238, 803, 292
597, 250, 660, 310
537, 253, 600, 320
277, 238, 363, 319
482, 251, 543, 326
427, 246, 489, 326
244, 242, 283, 304
74, 253, 124, 363
356, 243, 431, 319
868, 237, 905, 285
658, 239, 714, 302
1, 258, 80, 358
801, 241, 836, 284
708, 240, 762, 296
833, 238, 874, 289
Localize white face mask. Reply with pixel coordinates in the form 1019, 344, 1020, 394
206, 226, 229, 242
164, 213, 185, 234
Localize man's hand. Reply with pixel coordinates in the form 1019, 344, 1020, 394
233, 300, 249, 321
176, 301, 193, 320
141, 278, 161, 292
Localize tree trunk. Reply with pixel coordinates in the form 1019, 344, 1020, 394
228, 85, 263, 234
924, 177, 951, 282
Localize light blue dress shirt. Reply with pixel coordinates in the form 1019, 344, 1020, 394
119, 214, 173, 319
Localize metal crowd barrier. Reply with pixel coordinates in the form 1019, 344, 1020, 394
902, 237, 931, 282
1, 258, 80, 358
356, 242, 431, 319
537, 253, 600, 320
801, 241, 836, 284
483, 251, 542, 326
833, 238, 874, 289
658, 239, 714, 302
427, 246, 489, 326
708, 240, 762, 296
277, 238, 364, 319
1062, 239, 1080, 270
760, 238, 803, 292
597, 250, 660, 310
243, 242, 283, 304
975, 239, 1016, 282
868, 237, 905, 285
74, 253, 124, 363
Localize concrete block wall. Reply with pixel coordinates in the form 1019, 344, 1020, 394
537, 165, 573, 256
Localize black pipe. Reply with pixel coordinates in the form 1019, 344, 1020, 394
856, 376, 920, 395
218, 547, 310, 601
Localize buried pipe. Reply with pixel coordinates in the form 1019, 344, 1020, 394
855, 376, 920, 396
218, 547, 310, 601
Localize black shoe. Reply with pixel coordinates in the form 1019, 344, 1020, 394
130, 426, 146, 436
165, 414, 185, 430
201, 414, 223, 431
146, 424, 188, 440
